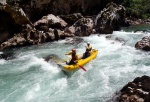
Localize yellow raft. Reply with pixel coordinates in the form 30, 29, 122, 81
58, 49, 98, 72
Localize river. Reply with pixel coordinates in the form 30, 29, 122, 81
0, 25, 150, 102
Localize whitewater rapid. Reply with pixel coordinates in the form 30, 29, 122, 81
0, 31, 150, 102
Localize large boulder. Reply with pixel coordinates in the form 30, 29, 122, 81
0, 1, 33, 44
64, 17, 94, 36
59, 13, 83, 26
135, 36, 150, 51
117, 75, 150, 102
95, 2, 126, 34
34, 14, 68, 31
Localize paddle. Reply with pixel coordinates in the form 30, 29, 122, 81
78, 64, 86, 71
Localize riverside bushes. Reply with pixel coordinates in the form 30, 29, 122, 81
121, 0, 150, 19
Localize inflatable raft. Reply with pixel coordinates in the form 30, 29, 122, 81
58, 49, 98, 72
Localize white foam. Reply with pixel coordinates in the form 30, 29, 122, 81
25, 83, 40, 102
1, 30, 150, 102
0, 59, 6, 65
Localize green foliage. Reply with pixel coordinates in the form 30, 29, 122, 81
121, 0, 150, 19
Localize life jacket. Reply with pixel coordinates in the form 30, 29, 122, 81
71, 52, 77, 60
86, 45, 92, 51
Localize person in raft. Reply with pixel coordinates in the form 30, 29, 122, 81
65, 48, 78, 65
86, 42, 92, 52
82, 42, 92, 59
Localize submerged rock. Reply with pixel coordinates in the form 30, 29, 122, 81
65, 37, 83, 45
43, 54, 63, 64
0, 52, 16, 60
105, 35, 126, 45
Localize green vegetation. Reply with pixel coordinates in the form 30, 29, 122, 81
121, 0, 150, 19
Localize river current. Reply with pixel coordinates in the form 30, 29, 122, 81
0, 27, 150, 102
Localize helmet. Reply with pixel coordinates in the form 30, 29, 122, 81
72, 48, 76, 52
87, 42, 90, 45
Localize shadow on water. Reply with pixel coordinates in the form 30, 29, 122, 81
0, 50, 19, 60
43, 54, 62, 62
43, 54, 76, 78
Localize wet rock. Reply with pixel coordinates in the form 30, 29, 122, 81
95, 2, 126, 34
65, 37, 83, 45
117, 75, 150, 102
0, 1, 127, 50
0, 24, 55, 49
43, 54, 59, 62
74, 18, 94, 36
0, 52, 16, 60
115, 37, 126, 45
65, 17, 94, 36
135, 36, 150, 51
34, 14, 68, 30
105, 35, 126, 45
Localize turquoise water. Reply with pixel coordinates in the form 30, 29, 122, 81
0, 30, 150, 102
121, 24, 150, 32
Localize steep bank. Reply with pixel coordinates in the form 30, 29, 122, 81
0, 1, 126, 50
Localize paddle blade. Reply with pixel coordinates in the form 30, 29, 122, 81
78, 65, 86, 71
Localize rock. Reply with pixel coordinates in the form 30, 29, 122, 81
60, 13, 83, 25
65, 37, 83, 45
0, 1, 128, 50
105, 35, 126, 45
65, 17, 94, 36
126, 19, 150, 26
117, 75, 150, 102
18, 0, 115, 22
95, 2, 126, 34
34, 14, 68, 30
0, 24, 56, 49
74, 18, 94, 36
0, 52, 16, 60
135, 36, 150, 51
0, 1, 33, 44
64, 26, 76, 34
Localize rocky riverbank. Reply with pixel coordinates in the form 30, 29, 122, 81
0, 1, 126, 50
116, 75, 150, 102
0, 1, 149, 52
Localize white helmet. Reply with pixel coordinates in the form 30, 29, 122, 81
87, 42, 90, 45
